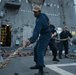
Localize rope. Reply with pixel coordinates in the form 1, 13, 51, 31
0, 45, 27, 69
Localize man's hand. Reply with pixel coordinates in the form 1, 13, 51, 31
68, 38, 73, 42
68, 38, 73, 46
26, 40, 31, 46
51, 32, 57, 38
20, 40, 31, 48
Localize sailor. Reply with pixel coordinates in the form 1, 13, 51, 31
25, 5, 51, 69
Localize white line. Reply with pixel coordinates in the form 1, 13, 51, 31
46, 65, 74, 75
46, 63, 76, 75
47, 63, 76, 67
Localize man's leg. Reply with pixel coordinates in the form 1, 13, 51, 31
59, 42, 63, 59
44, 48, 47, 56
30, 36, 50, 69
48, 41, 59, 62
64, 42, 68, 58
37, 35, 51, 68
30, 41, 39, 69
33, 41, 38, 64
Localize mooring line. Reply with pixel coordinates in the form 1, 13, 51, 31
0, 45, 26, 69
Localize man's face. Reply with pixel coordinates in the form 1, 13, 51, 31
63, 27, 68, 32
33, 11, 40, 17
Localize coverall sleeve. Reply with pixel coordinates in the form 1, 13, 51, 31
68, 31, 72, 38
29, 20, 42, 43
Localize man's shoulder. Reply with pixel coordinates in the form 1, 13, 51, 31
50, 24, 55, 28
41, 13, 48, 18
41, 13, 49, 22
50, 24, 55, 26
60, 31, 63, 34
41, 13, 47, 16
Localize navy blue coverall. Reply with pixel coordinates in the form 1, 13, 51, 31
45, 25, 57, 57
29, 13, 51, 68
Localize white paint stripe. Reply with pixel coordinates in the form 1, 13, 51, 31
46, 63, 76, 75
47, 63, 76, 67
46, 65, 74, 75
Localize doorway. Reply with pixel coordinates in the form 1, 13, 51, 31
1, 25, 12, 47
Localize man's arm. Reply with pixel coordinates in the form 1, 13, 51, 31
29, 19, 42, 43
52, 32, 57, 38
68, 31, 73, 38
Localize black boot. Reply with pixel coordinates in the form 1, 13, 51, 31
30, 65, 44, 69
65, 55, 68, 58
38, 67, 44, 75
53, 57, 59, 62
30, 65, 40, 69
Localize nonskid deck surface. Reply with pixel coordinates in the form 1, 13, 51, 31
0, 47, 76, 75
